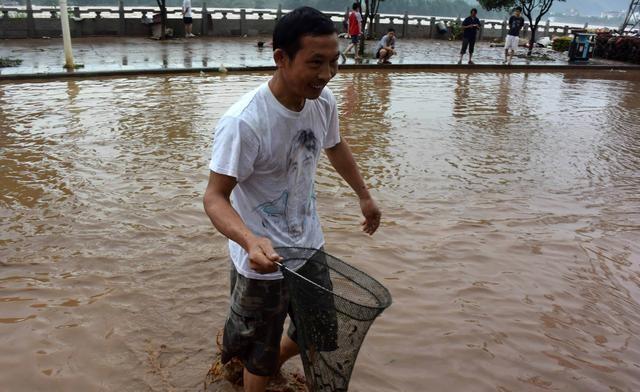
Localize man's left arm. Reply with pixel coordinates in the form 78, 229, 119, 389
325, 140, 381, 235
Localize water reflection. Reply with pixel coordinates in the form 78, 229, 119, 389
183, 45, 193, 68
160, 44, 169, 68
333, 72, 394, 187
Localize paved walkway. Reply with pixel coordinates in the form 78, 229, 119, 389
1, 36, 636, 78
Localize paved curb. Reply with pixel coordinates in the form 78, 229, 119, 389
1, 63, 639, 81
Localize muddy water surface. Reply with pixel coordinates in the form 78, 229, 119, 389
1, 70, 640, 391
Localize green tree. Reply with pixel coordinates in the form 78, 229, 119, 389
477, 0, 566, 56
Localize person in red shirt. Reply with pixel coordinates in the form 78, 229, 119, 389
341, 2, 362, 62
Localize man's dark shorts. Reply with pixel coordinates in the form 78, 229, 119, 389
221, 249, 338, 377
183, 16, 193, 24
460, 37, 476, 55
350, 34, 359, 44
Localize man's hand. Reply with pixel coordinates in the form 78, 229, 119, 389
247, 236, 283, 274
360, 197, 381, 235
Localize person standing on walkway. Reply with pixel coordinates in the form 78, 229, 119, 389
341, 2, 363, 62
458, 8, 481, 65
203, 6, 381, 392
375, 29, 397, 64
182, 0, 195, 38
503, 6, 525, 65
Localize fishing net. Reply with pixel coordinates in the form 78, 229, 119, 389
276, 247, 392, 392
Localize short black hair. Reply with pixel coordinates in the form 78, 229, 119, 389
471, 8, 477, 13
515, 6, 522, 12
273, 6, 337, 59
388, 28, 395, 33
352, 2, 360, 10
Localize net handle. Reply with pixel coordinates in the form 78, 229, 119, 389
275, 260, 333, 294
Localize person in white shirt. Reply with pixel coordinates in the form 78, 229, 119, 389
182, 0, 194, 37
203, 6, 380, 392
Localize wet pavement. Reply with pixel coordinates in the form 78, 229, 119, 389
0, 36, 635, 77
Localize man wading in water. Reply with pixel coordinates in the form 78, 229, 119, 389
203, 7, 381, 392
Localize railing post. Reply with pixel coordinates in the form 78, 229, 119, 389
402, 11, 408, 38
201, 1, 207, 37
344, 7, 349, 34
73, 6, 80, 18
544, 19, 550, 35
118, 0, 125, 36
478, 19, 484, 41
276, 4, 282, 20
374, 13, 380, 36
26, 0, 35, 38
583, 22, 588, 29
563, 25, 568, 35
240, 8, 246, 36
429, 16, 435, 38
501, 19, 507, 40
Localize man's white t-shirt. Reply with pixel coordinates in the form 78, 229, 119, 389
209, 82, 341, 280
182, 0, 192, 17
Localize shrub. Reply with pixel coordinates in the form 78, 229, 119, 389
449, 20, 463, 40
594, 33, 640, 64
552, 36, 572, 52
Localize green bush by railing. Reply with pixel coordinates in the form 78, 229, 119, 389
552, 36, 572, 52
448, 20, 463, 40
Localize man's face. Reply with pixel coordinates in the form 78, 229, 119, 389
276, 34, 339, 100
471, 10, 477, 17
388, 31, 396, 39
514, 10, 521, 17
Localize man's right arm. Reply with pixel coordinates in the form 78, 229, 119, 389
203, 171, 281, 273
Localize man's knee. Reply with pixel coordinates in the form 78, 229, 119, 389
379, 49, 387, 57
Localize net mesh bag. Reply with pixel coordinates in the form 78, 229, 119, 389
276, 247, 392, 392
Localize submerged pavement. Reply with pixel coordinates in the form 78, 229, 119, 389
1, 35, 637, 79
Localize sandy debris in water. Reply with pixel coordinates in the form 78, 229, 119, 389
204, 330, 307, 392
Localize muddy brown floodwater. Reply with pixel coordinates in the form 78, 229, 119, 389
1, 70, 640, 392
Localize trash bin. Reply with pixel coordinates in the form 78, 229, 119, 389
568, 30, 595, 63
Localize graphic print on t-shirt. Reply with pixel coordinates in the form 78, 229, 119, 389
255, 129, 319, 239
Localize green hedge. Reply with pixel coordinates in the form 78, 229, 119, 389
552, 36, 572, 52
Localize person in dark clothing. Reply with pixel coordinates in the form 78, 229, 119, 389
503, 6, 525, 65
458, 8, 481, 65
